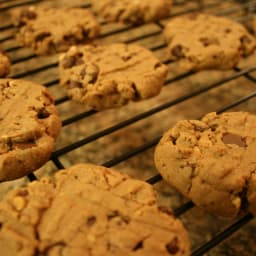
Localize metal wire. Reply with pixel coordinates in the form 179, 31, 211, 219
191, 214, 254, 256
1, 1, 256, 255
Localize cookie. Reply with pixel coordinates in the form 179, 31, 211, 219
11, 6, 100, 55
163, 13, 256, 71
155, 112, 256, 218
59, 43, 168, 110
0, 79, 61, 181
0, 52, 11, 77
92, 0, 172, 24
0, 163, 190, 255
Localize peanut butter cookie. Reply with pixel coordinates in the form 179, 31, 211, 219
0, 163, 190, 255
92, 0, 172, 24
164, 14, 256, 70
11, 6, 100, 55
155, 112, 256, 218
0, 79, 61, 181
59, 43, 168, 110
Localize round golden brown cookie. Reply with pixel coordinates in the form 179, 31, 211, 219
0, 52, 11, 77
59, 43, 168, 110
0, 163, 190, 255
163, 13, 256, 71
11, 6, 100, 55
92, 0, 172, 24
155, 112, 256, 218
0, 79, 61, 181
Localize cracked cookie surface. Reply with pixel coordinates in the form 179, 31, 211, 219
0, 79, 61, 181
155, 112, 256, 218
11, 6, 100, 55
0, 52, 11, 77
164, 14, 256, 71
0, 163, 190, 255
59, 43, 168, 110
92, 0, 172, 24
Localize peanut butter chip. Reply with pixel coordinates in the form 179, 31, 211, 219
12, 196, 26, 211
222, 133, 246, 147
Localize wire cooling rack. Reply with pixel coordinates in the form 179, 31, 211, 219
1, 0, 256, 255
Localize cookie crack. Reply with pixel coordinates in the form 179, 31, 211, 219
101, 55, 153, 76
131, 234, 151, 252
39, 241, 66, 256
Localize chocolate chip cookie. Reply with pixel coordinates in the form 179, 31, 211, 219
92, 0, 172, 24
59, 43, 168, 110
0, 163, 190, 255
164, 14, 256, 71
11, 6, 100, 55
155, 112, 256, 218
0, 52, 11, 77
0, 79, 61, 181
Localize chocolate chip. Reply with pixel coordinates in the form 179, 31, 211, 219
122, 55, 132, 61
88, 75, 98, 84
37, 108, 50, 119
199, 37, 220, 47
239, 35, 252, 56
115, 9, 125, 21
7, 139, 13, 150
13, 142, 36, 150
88, 65, 99, 84
107, 210, 130, 223
66, 81, 83, 89
225, 28, 232, 33
82, 28, 89, 37
222, 133, 246, 147
132, 240, 143, 251
16, 20, 26, 27
63, 34, 75, 42
20, 9, 37, 19
80, 67, 86, 79
107, 210, 119, 220
171, 45, 185, 58
169, 135, 177, 145
154, 62, 162, 69
62, 53, 84, 69
188, 13, 198, 20
166, 237, 179, 254
35, 32, 51, 42
87, 216, 96, 227
16, 9, 37, 26
240, 35, 252, 45
17, 190, 29, 196
210, 124, 218, 132
63, 56, 76, 69
131, 82, 140, 99
0, 223, 2, 229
